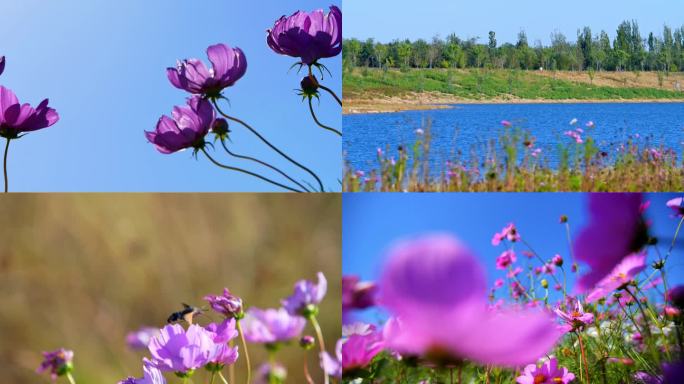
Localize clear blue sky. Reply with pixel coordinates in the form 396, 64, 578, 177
0, 0, 340, 192
343, 193, 684, 323
344, 0, 684, 45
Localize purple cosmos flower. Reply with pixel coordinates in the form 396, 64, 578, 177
126, 327, 161, 350
341, 327, 384, 373
242, 307, 306, 344
379, 234, 562, 367
118, 359, 166, 384
320, 339, 342, 379
663, 360, 684, 383
267, 6, 341, 66
555, 299, 594, 332
37, 348, 74, 380
666, 197, 684, 218
254, 362, 287, 384
516, 358, 575, 384
0, 86, 59, 139
148, 324, 218, 374
282, 272, 327, 316
145, 96, 214, 154
204, 288, 244, 319
342, 275, 377, 312
586, 253, 647, 303
574, 194, 648, 293
167, 44, 247, 97
495, 249, 517, 270
0, 56, 5, 77
633, 371, 662, 384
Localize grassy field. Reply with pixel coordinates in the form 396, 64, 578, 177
343, 123, 684, 192
343, 68, 684, 113
0, 194, 341, 383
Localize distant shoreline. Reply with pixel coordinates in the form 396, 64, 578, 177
343, 95, 684, 115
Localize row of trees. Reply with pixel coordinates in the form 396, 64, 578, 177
343, 21, 684, 72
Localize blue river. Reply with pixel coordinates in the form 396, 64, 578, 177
343, 103, 684, 172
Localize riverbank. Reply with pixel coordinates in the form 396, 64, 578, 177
343, 68, 684, 114
343, 92, 684, 114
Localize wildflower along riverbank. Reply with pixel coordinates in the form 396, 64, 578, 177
343, 68, 684, 114
343, 118, 684, 192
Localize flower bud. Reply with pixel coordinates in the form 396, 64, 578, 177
541, 279, 549, 289
212, 118, 230, 140
552, 254, 563, 267
299, 335, 315, 350
559, 215, 568, 223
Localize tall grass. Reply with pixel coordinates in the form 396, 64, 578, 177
343, 122, 684, 192
0, 194, 341, 383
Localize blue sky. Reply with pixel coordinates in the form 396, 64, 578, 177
344, 0, 684, 45
0, 0, 340, 192
343, 193, 684, 323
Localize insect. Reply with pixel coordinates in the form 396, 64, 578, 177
167, 303, 204, 325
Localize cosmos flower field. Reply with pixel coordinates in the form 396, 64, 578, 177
343, 119, 684, 192
342, 194, 684, 383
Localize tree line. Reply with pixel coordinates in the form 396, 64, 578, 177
343, 21, 684, 72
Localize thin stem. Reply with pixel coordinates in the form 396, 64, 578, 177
3, 137, 9, 193
450, 368, 454, 384
202, 149, 303, 193
318, 84, 342, 106
229, 339, 236, 384
304, 353, 315, 384
235, 320, 251, 384
664, 215, 684, 265
218, 372, 229, 384
309, 315, 329, 384
220, 139, 310, 192
308, 98, 341, 136
210, 372, 217, 384
212, 98, 325, 192
577, 332, 591, 384
66, 372, 76, 384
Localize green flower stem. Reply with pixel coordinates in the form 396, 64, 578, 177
235, 319, 251, 384
201, 148, 303, 193
218, 372, 229, 384
3, 137, 10, 193
318, 84, 342, 106
212, 97, 325, 192
666, 215, 684, 262
228, 340, 236, 384
210, 372, 216, 384
65, 372, 76, 384
308, 98, 341, 136
576, 332, 590, 384
220, 139, 310, 192
309, 314, 329, 384
303, 351, 315, 384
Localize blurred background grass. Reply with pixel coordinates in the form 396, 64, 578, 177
0, 194, 341, 383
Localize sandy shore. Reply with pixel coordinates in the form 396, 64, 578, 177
343, 91, 684, 114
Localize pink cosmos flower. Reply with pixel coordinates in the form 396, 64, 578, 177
516, 358, 575, 384
204, 288, 244, 319
492, 223, 521, 245
507, 266, 523, 278
586, 253, 647, 303
586, 121, 595, 128
564, 130, 583, 144
340, 326, 384, 373
379, 234, 562, 367
501, 120, 512, 127
496, 250, 517, 270
574, 194, 648, 293
555, 299, 594, 332
242, 308, 306, 344
666, 197, 684, 218
494, 278, 504, 289
126, 327, 160, 350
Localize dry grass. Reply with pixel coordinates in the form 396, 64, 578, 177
0, 194, 341, 383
